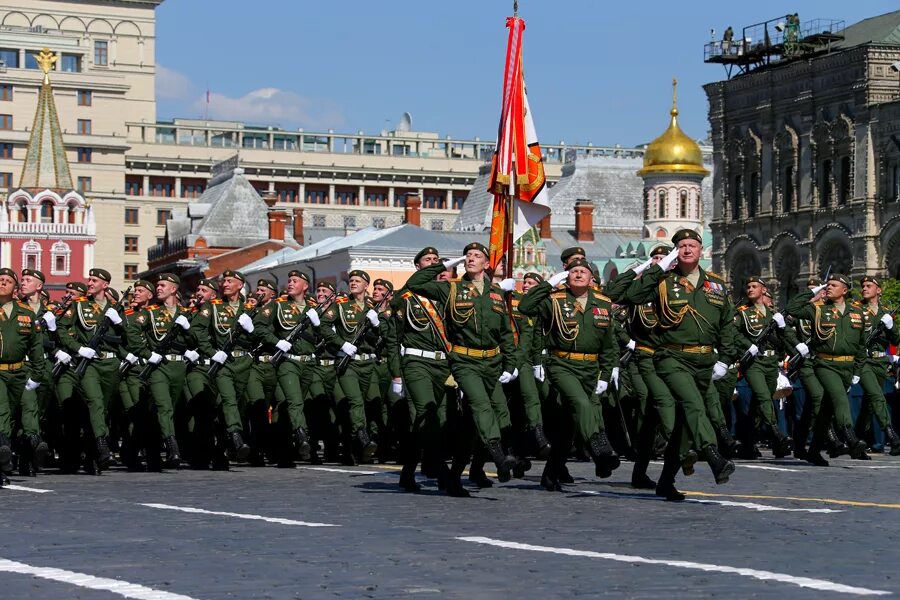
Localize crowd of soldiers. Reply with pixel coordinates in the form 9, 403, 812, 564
0, 227, 897, 500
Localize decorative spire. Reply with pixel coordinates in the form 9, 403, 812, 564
19, 48, 73, 191
671, 77, 679, 118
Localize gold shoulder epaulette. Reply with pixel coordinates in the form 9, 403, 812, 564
75, 297, 88, 303
124, 308, 135, 316
16, 301, 30, 310
550, 290, 567, 300
336, 297, 349, 304
276, 297, 287, 303
593, 292, 611, 302
147, 304, 159, 310
812, 299, 825, 306
211, 299, 223, 305
449, 278, 462, 283
244, 302, 255, 309
737, 305, 749, 312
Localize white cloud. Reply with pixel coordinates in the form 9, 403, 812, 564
156, 64, 194, 100
192, 88, 345, 130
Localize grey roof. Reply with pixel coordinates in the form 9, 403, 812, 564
454, 162, 494, 232
548, 157, 645, 232
835, 10, 900, 48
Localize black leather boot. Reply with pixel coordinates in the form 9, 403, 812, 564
772, 430, 794, 458
165, 435, 182, 469
841, 425, 868, 460
445, 460, 470, 497
95, 436, 112, 470
468, 454, 493, 488
229, 431, 251, 462
30, 434, 49, 470
355, 429, 378, 463
655, 456, 684, 501
540, 460, 562, 492
825, 426, 849, 458
884, 425, 900, 457
716, 424, 741, 458
533, 424, 551, 460
293, 427, 312, 461
681, 449, 698, 476
587, 431, 620, 478
631, 458, 656, 489
398, 462, 421, 492
486, 439, 515, 483
705, 444, 735, 484
0, 433, 12, 473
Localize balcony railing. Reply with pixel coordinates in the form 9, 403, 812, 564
3, 221, 91, 235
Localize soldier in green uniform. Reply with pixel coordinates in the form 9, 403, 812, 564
0, 268, 45, 481
514, 272, 552, 459
518, 259, 621, 491
56, 268, 126, 471
854, 275, 900, 454
368, 278, 400, 462
243, 278, 279, 465
786, 274, 868, 460
182, 278, 219, 468
309, 280, 344, 463
191, 270, 255, 462
406, 243, 519, 482
621, 230, 737, 500
734, 276, 793, 458
118, 279, 155, 470
320, 270, 380, 463
560, 247, 586, 268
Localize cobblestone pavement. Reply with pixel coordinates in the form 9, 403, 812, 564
1, 453, 898, 599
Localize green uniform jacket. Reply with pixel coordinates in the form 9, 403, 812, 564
857, 301, 899, 370
734, 303, 789, 359
619, 264, 738, 364
192, 299, 256, 358
320, 295, 381, 355
511, 291, 541, 369
517, 281, 618, 382
390, 287, 450, 378
253, 295, 334, 355
57, 297, 126, 357
0, 300, 46, 378
785, 291, 866, 372
406, 263, 517, 373
130, 304, 195, 358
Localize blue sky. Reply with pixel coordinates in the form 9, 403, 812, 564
155, 1, 898, 146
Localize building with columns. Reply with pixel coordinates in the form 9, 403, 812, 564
704, 10, 900, 302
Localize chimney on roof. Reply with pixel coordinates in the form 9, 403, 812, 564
538, 213, 551, 239
574, 199, 595, 242
404, 193, 421, 227
264, 192, 287, 241
292, 207, 304, 245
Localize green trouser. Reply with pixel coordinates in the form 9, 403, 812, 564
704, 379, 728, 430
0, 369, 27, 439
336, 359, 375, 433
517, 362, 544, 428
184, 363, 217, 462
545, 356, 600, 445
625, 359, 657, 463
70, 358, 119, 438
813, 359, 855, 430
215, 355, 252, 433
309, 363, 341, 452
148, 361, 187, 439
245, 360, 276, 453
637, 353, 675, 440
366, 361, 390, 439
857, 360, 891, 432
276, 358, 317, 431
654, 351, 717, 453
744, 360, 779, 433
402, 356, 450, 462
795, 362, 825, 446
625, 360, 648, 434
450, 354, 505, 444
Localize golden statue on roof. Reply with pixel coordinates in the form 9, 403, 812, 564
36, 48, 57, 82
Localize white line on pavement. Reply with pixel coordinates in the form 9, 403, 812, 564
734, 464, 807, 472
579, 490, 842, 513
297, 466, 383, 475
456, 537, 890, 596
0, 557, 197, 600
4, 484, 53, 493
139, 503, 339, 527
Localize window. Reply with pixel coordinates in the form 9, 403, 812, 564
372, 217, 385, 229
77, 147, 92, 163
125, 207, 139, 225
156, 209, 171, 225
125, 177, 141, 196
40, 201, 54, 224
50, 241, 70, 276
124, 236, 138, 253
61, 54, 81, 73
22, 240, 41, 271
424, 193, 445, 209
892, 165, 900, 201
336, 190, 357, 205
124, 264, 138, 281
783, 166, 794, 212
679, 190, 688, 219
24, 51, 41, 70
277, 188, 298, 202
77, 119, 92, 135
365, 191, 387, 206
77, 90, 91, 106
0, 49, 19, 69
150, 180, 174, 197
312, 214, 326, 228
156, 237, 165, 246
94, 41, 108, 66
821, 160, 832, 207
452, 195, 466, 210
306, 190, 326, 204
748, 172, 759, 217
430, 219, 444, 231
657, 189, 666, 219
181, 183, 205, 198
77, 177, 91, 193
0, 114, 11, 130
0, 143, 12, 159
732, 175, 743, 219
0, 84, 11, 101
839, 156, 851, 205
343, 215, 356, 229
0, 172, 11, 188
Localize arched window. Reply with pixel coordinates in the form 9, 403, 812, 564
732, 175, 743, 220
40, 200, 54, 224
17, 201, 28, 223
656, 228, 667, 239
22, 240, 41, 271
839, 156, 851, 205
748, 172, 759, 217
50, 240, 71, 276
821, 160, 832, 207
657, 189, 666, 219
67, 202, 77, 224
679, 190, 688, 218
784, 166, 794, 212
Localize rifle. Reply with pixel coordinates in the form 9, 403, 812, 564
60, 286, 132, 380
264, 292, 336, 369
864, 307, 898, 349
610, 372, 633, 453
336, 296, 389, 376
736, 317, 779, 376
207, 292, 265, 378
136, 294, 203, 380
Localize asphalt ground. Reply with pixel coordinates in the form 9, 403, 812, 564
1, 452, 899, 599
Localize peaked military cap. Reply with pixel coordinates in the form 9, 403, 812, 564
257, 278, 277, 292
0, 267, 18, 284
66, 281, 88, 295
828, 273, 852, 288
199, 278, 219, 292
288, 270, 311, 284
317, 280, 336, 292
158, 273, 180, 286
373, 278, 394, 292
21, 268, 45, 283
746, 276, 767, 287
107, 288, 120, 302
463, 242, 489, 258
860, 275, 881, 288
567, 258, 592, 272
523, 272, 544, 283
221, 269, 246, 283
348, 270, 370, 283
649, 244, 671, 258
89, 268, 112, 282
134, 279, 155, 293
414, 246, 440, 264
560, 246, 586, 264
806, 277, 822, 287
671, 229, 702, 245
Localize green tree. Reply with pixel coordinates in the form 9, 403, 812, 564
881, 278, 900, 308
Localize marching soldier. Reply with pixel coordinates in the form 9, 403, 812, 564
514, 272, 552, 459
854, 276, 900, 454
18, 268, 54, 474
406, 243, 519, 482
560, 246, 586, 268
621, 229, 737, 500
244, 278, 279, 465
182, 277, 219, 469
786, 274, 868, 460
518, 259, 621, 491
368, 278, 400, 462
309, 280, 344, 463
118, 279, 155, 470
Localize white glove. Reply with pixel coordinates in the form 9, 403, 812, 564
211, 350, 228, 364
890, 354, 899, 364
595, 379, 609, 395
184, 349, 200, 363
658, 247, 680, 271
444, 256, 466, 268
498, 278, 516, 292
881, 314, 894, 330
366, 309, 380, 327
391, 379, 404, 397
611, 367, 620, 390
124, 353, 139, 365
41, 311, 56, 331
547, 271, 569, 287
148, 352, 163, 365
237, 313, 254, 333
811, 283, 827, 295
276, 339, 292, 353
174, 315, 191, 330
772, 313, 785, 328
25, 378, 40, 391
77, 346, 97, 360
747, 344, 759, 357
532, 364, 545, 382
851, 375, 860, 386
795, 343, 810, 358
306, 309, 320, 326
105, 307, 122, 325
626, 340, 636, 351
340, 342, 357, 357
499, 371, 515, 384
711, 361, 729, 381
55, 349, 72, 365
632, 257, 654, 275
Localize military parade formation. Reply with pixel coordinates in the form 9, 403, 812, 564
0, 227, 897, 502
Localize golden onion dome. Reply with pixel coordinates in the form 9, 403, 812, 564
638, 79, 709, 177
